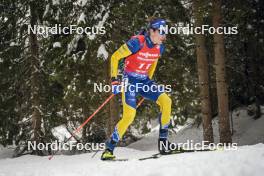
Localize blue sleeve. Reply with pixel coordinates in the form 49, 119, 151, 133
126, 38, 141, 54
160, 44, 165, 55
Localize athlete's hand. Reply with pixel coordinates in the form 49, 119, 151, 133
111, 77, 121, 95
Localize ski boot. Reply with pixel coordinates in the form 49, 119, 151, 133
159, 137, 184, 155
159, 138, 173, 154
101, 139, 117, 160
158, 127, 182, 155
101, 149, 115, 160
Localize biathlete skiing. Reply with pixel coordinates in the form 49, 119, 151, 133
101, 18, 174, 160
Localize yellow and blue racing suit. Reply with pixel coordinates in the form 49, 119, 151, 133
106, 34, 172, 151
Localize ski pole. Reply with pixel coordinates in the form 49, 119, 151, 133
48, 93, 115, 160
137, 98, 144, 108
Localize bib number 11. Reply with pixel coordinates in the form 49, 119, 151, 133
138, 63, 151, 70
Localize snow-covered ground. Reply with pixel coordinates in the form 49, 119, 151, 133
0, 107, 263, 176
0, 144, 264, 176
129, 107, 264, 150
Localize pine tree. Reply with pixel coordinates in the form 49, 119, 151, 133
28, 1, 45, 155
193, 0, 214, 143
212, 0, 232, 144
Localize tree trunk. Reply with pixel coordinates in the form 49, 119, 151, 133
106, 57, 119, 137
212, 0, 232, 144
193, 0, 214, 143
108, 95, 119, 136
29, 2, 43, 154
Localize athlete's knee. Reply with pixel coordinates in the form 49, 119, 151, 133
156, 93, 171, 127
157, 93, 172, 108
116, 104, 136, 138
123, 105, 136, 125
118, 103, 136, 128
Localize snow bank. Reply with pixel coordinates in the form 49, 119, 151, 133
129, 107, 264, 151
0, 146, 14, 160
